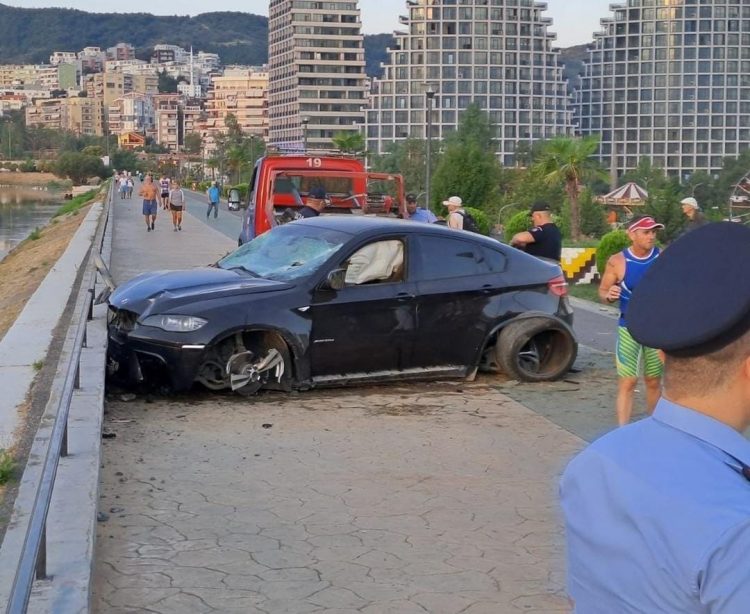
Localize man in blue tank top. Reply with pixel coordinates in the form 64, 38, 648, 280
598, 215, 664, 425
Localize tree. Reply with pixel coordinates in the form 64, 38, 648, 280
53, 151, 107, 184
533, 135, 606, 241
430, 104, 501, 211
331, 131, 365, 154
226, 142, 251, 184
157, 69, 178, 94
111, 149, 139, 172
645, 179, 685, 244
183, 132, 202, 155
370, 138, 428, 196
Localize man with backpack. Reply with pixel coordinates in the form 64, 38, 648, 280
510, 201, 562, 261
443, 196, 480, 233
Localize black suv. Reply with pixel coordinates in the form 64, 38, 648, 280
107, 217, 577, 395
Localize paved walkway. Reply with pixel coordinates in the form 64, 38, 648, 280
94, 192, 586, 613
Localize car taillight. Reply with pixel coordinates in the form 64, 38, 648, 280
548, 274, 568, 297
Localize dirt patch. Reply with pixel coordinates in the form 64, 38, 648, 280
0, 172, 59, 186
0, 205, 92, 342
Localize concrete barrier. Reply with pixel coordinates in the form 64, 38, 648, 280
561, 247, 599, 285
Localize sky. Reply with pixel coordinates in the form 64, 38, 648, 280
6, 0, 611, 47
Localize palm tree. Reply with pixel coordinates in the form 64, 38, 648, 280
331, 131, 365, 154
534, 135, 606, 241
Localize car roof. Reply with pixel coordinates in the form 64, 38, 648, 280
294, 215, 503, 247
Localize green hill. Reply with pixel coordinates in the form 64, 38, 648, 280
0, 4, 268, 66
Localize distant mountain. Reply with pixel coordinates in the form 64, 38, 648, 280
559, 44, 589, 91
0, 3, 584, 82
0, 4, 268, 66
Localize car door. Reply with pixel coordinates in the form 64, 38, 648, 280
411, 234, 508, 368
308, 236, 418, 378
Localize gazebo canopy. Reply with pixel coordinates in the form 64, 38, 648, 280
597, 182, 649, 206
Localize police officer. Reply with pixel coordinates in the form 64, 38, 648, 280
510, 201, 562, 261
561, 222, 750, 613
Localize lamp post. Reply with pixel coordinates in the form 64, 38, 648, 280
301, 115, 310, 152
425, 86, 436, 212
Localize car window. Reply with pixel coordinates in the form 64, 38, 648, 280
219, 224, 349, 281
417, 236, 494, 280
344, 240, 405, 286
481, 246, 508, 273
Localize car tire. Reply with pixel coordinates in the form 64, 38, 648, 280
495, 317, 577, 382
229, 333, 291, 397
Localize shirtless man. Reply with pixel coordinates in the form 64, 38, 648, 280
139, 175, 159, 232
598, 215, 664, 425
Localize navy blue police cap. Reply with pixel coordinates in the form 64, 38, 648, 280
628, 222, 750, 357
309, 186, 327, 199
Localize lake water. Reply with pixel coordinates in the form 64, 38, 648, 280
0, 186, 61, 262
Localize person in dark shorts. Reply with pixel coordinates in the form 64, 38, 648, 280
510, 201, 562, 261
138, 175, 159, 231
169, 181, 186, 231
159, 176, 171, 210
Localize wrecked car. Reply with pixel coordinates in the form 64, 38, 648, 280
107, 217, 577, 395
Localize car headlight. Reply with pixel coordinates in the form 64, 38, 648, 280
140, 314, 208, 332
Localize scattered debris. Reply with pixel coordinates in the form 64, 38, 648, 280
102, 432, 116, 439
109, 507, 124, 514
119, 393, 137, 402
97, 512, 109, 522
262, 423, 273, 429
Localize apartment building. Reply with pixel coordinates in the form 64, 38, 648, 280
575, 0, 750, 178
108, 93, 155, 136
268, 0, 367, 150
25, 96, 103, 136
366, 0, 571, 164
206, 68, 269, 139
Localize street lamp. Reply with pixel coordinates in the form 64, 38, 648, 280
425, 85, 436, 212
301, 115, 310, 152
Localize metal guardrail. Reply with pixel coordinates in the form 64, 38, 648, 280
5, 180, 113, 614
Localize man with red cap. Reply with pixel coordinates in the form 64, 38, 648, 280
598, 215, 665, 425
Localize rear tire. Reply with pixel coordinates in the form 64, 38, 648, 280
495, 318, 577, 382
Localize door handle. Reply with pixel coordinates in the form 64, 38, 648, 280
481, 284, 493, 295
396, 292, 415, 301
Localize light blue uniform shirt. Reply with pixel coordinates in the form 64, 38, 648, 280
407, 207, 437, 224
561, 398, 750, 613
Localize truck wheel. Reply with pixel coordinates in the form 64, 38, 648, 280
495, 318, 577, 382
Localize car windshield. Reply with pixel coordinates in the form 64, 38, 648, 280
218, 223, 350, 281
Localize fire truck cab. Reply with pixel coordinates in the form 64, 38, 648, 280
238, 154, 405, 245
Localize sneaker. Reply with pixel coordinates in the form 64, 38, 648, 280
174, 227, 178, 231
178, 225, 182, 231
151, 222, 155, 230
147, 226, 151, 232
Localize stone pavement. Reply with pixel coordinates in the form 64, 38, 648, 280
93, 382, 583, 614
94, 188, 589, 613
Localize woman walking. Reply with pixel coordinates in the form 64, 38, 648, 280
169, 180, 186, 231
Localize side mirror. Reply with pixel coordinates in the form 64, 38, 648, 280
324, 268, 347, 291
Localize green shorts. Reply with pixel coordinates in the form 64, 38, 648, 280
616, 326, 663, 379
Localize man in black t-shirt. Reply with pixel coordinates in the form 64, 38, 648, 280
510, 201, 562, 261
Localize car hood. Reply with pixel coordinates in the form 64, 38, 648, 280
109, 267, 292, 315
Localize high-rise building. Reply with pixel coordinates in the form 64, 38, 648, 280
26, 96, 103, 136
574, 0, 750, 179
366, 0, 572, 164
268, 0, 367, 150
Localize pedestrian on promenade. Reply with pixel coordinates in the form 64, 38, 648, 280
206, 181, 221, 220
138, 175, 159, 232
404, 193, 437, 223
598, 215, 664, 425
679, 197, 707, 236
119, 174, 127, 200
510, 201, 562, 261
126, 174, 134, 199
561, 222, 750, 613
169, 180, 186, 231
159, 176, 171, 210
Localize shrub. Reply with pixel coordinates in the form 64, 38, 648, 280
28, 227, 42, 241
0, 449, 14, 484
223, 183, 249, 200
462, 206, 491, 235
54, 189, 98, 217
504, 210, 531, 242
596, 230, 630, 275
